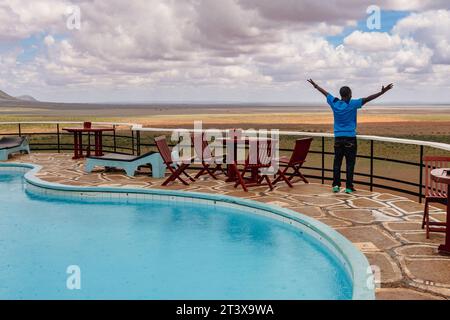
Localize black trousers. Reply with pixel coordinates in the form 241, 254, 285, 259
333, 137, 357, 189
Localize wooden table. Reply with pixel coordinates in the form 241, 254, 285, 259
431, 168, 450, 254
63, 127, 114, 160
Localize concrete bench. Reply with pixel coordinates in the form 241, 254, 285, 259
0, 136, 30, 161
85, 151, 165, 178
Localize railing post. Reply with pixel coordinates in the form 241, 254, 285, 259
419, 145, 424, 203
321, 136, 325, 184
370, 140, 374, 191
18, 123, 21, 137
57, 123, 61, 153
136, 130, 141, 156
131, 130, 135, 155
113, 125, 117, 152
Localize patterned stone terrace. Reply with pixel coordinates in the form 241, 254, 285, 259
5, 152, 450, 300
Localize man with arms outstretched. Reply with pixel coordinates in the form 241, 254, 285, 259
307, 79, 393, 194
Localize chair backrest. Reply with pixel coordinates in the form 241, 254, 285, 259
191, 133, 213, 162
191, 133, 201, 160
155, 136, 172, 165
258, 140, 273, 167
246, 140, 272, 167
289, 138, 313, 164
424, 156, 450, 197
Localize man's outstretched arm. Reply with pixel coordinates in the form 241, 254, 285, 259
307, 79, 329, 97
362, 83, 394, 106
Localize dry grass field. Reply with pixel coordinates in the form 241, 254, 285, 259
1, 105, 450, 138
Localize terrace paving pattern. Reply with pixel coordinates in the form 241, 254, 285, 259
7, 153, 450, 300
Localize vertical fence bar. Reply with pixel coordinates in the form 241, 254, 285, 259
321, 136, 325, 184
131, 130, 135, 155
18, 123, 21, 136
419, 145, 424, 203
136, 130, 141, 156
113, 125, 117, 152
370, 140, 374, 191
57, 123, 61, 153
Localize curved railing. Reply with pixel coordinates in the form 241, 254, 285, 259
1, 121, 449, 202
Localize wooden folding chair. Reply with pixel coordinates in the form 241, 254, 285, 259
233, 140, 285, 192
191, 133, 225, 180
155, 136, 195, 186
273, 137, 312, 185
422, 156, 449, 238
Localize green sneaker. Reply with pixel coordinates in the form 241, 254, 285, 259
332, 186, 340, 193
345, 188, 353, 194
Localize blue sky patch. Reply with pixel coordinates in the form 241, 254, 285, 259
327, 10, 411, 46
16, 33, 67, 63
17, 35, 42, 63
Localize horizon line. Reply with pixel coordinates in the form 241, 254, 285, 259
3, 99, 450, 107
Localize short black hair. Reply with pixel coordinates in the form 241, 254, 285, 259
339, 86, 352, 99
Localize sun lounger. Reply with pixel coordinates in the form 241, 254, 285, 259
0, 136, 30, 161
85, 151, 165, 178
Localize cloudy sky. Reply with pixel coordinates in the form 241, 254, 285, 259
0, 0, 449, 104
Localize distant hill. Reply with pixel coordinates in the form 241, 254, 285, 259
16, 95, 38, 102
0, 89, 38, 102
0, 89, 17, 101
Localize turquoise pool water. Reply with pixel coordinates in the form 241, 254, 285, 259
0, 171, 353, 299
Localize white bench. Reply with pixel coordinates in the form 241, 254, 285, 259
0, 136, 30, 161
85, 151, 165, 178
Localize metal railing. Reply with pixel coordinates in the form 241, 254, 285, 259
0, 121, 137, 154
1, 121, 449, 203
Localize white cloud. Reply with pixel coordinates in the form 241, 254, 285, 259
341, 31, 433, 74
393, 10, 450, 64
44, 35, 55, 46
0, 0, 69, 40
344, 31, 402, 51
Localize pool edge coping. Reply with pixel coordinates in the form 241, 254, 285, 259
0, 162, 375, 300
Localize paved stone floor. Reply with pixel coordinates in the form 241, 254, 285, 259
6, 152, 450, 300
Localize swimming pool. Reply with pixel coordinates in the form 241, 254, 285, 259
0, 164, 373, 299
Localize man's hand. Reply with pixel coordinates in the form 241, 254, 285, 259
307, 79, 328, 97
362, 83, 394, 106
381, 83, 394, 94
307, 79, 318, 88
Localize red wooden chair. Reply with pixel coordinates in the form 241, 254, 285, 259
422, 156, 449, 238
233, 140, 291, 192
191, 133, 225, 180
273, 137, 313, 185
155, 136, 195, 186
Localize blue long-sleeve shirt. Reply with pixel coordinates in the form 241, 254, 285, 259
326, 93, 363, 137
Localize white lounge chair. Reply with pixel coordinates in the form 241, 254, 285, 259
0, 136, 30, 161
85, 151, 165, 178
